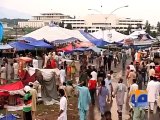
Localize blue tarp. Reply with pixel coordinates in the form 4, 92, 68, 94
0, 114, 17, 120
0, 44, 13, 49
28, 40, 53, 48
9, 41, 35, 51
0, 22, 3, 42
79, 30, 109, 46
17, 37, 37, 42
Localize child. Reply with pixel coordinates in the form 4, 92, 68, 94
58, 89, 67, 120
23, 86, 32, 120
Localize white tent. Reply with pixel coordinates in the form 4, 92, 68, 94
21, 25, 90, 42
91, 29, 126, 43
127, 30, 155, 40
0, 44, 13, 50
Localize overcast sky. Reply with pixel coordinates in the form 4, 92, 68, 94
1, 0, 160, 25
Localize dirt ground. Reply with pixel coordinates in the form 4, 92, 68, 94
0, 96, 79, 120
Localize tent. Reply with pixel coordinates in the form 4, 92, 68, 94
17, 37, 37, 42
91, 29, 126, 43
0, 44, 13, 50
128, 30, 155, 40
9, 41, 35, 51
28, 40, 53, 48
21, 25, 91, 42
76, 41, 93, 48
57, 44, 74, 52
53, 37, 78, 44
0, 81, 24, 92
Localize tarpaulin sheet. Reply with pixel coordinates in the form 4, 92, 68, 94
0, 81, 24, 91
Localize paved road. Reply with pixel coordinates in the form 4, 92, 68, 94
88, 58, 160, 120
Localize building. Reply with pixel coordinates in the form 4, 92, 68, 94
62, 14, 144, 33
18, 12, 72, 28
18, 12, 144, 32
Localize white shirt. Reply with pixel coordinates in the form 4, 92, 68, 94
60, 69, 66, 84
147, 80, 159, 102
32, 59, 38, 68
13, 63, 18, 70
58, 96, 67, 120
129, 83, 138, 95
91, 71, 97, 80
129, 65, 136, 71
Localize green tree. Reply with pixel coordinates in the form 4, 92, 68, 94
146, 24, 151, 34
150, 31, 157, 38
157, 22, 160, 33
65, 23, 72, 30
136, 24, 142, 30
126, 25, 132, 35
84, 27, 88, 33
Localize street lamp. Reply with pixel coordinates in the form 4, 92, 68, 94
105, 5, 128, 30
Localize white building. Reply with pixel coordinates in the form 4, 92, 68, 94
62, 14, 144, 33
18, 12, 72, 28
18, 12, 144, 32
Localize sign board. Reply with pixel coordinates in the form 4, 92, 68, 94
130, 90, 148, 108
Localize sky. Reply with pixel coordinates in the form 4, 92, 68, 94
0, 0, 160, 26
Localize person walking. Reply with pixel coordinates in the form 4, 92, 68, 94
0, 64, 6, 85
121, 51, 127, 71
76, 82, 91, 120
88, 75, 97, 105
98, 80, 108, 118
58, 89, 67, 120
147, 76, 159, 113
127, 68, 136, 89
105, 74, 113, 102
59, 66, 66, 85
113, 78, 127, 117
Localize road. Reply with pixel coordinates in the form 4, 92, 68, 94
88, 58, 160, 120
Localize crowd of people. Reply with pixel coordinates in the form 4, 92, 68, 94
0, 48, 160, 120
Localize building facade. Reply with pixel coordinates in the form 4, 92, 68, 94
18, 12, 144, 33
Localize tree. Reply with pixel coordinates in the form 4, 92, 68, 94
157, 22, 160, 33
84, 27, 88, 33
65, 23, 72, 30
126, 25, 132, 35
59, 22, 64, 28
146, 24, 151, 34
136, 23, 142, 30
150, 31, 157, 38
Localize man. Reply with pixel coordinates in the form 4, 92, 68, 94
76, 82, 91, 120
58, 89, 67, 120
91, 68, 97, 80
103, 55, 108, 71
121, 51, 127, 71
59, 66, 66, 85
147, 76, 159, 113
29, 82, 37, 120
105, 74, 113, 101
129, 62, 136, 72
149, 66, 155, 78
13, 59, 19, 79
0, 64, 6, 84
129, 79, 138, 96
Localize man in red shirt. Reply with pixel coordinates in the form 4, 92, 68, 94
88, 75, 97, 105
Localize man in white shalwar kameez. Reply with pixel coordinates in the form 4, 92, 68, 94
60, 66, 66, 85
147, 76, 159, 113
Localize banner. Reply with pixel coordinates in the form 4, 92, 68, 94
0, 22, 3, 42
130, 90, 148, 108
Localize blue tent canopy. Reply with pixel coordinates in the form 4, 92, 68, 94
9, 41, 35, 51
17, 37, 37, 42
79, 30, 109, 46
28, 40, 53, 48
0, 44, 13, 50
